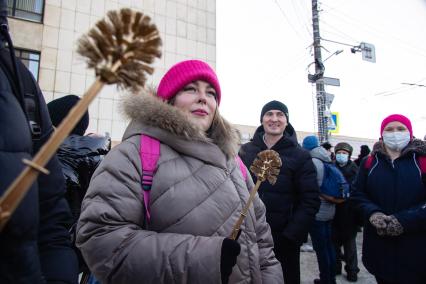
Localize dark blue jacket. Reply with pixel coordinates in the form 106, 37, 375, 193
239, 124, 320, 244
0, 47, 78, 283
333, 160, 359, 243
351, 139, 426, 283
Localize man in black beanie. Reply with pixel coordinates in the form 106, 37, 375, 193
259, 100, 289, 124
239, 100, 320, 284
0, 1, 78, 282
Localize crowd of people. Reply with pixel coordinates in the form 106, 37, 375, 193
1, 2, 426, 283
301, 114, 426, 284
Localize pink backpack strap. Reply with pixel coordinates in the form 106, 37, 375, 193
235, 156, 248, 182
140, 134, 160, 223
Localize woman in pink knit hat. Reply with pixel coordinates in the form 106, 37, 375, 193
76, 60, 283, 284
351, 114, 426, 284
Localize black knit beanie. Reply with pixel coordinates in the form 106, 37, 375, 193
47, 95, 89, 136
260, 100, 289, 123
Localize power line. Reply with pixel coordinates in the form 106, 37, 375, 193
290, 0, 313, 39
261, 50, 312, 92
273, 0, 311, 43
374, 85, 417, 97
373, 77, 426, 96
401, 82, 426, 88
321, 4, 426, 58
320, 19, 359, 43
320, 1, 353, 15
321, 37, 357, 47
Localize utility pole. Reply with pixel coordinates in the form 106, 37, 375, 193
311, 0, 328, 143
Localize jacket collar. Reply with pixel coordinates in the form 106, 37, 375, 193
252, 123, 299, 150
120, 89, 240, 166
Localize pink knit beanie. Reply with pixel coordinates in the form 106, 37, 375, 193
157, 60, 221, 105
380, 114, 413, 139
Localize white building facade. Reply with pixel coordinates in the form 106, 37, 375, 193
8, 0, 216, 141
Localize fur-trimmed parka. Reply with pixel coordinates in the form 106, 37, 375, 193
76, 91, 283, 284
351, 139, 426, 283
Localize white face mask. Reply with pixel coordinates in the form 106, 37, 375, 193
382, 131, 410, 151
335, 153, 349, 165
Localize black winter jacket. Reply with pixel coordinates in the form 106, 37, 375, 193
351, 140, 426, 283
0, 47, 78, 283
333, 160, 359, 242
239, 124, 320, 244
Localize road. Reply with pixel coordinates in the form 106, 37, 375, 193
300, 232, 376, 284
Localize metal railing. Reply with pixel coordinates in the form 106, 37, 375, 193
7, 0, 44, 23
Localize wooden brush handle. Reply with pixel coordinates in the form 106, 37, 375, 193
229, 180, 262, 240
0, 79, 104, 231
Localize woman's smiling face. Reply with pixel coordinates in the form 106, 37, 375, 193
172, 80, 218, 132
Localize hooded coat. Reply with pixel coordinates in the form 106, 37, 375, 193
239, 125, 320, 244
76, 91, 283, 284
351, 139, 426, 283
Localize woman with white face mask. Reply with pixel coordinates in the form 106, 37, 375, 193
351, 114, 426, 284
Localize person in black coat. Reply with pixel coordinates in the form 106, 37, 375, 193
0, 2, 78, 282
47, 95, 111, 224
47, 95, 111, 281
239, 100, 320, 284
352, 114, 426, 284
354, 145, 371, 167
333, 142, 360, 282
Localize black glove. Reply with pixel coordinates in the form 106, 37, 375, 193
220, 238, 241, 284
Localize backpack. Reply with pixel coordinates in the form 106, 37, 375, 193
0, 49, 42, 140
139, 134, 248, 223
320, 162, 350, 199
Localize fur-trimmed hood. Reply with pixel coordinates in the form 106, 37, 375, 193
120, 89, 240, 160
372, 138, 426, 158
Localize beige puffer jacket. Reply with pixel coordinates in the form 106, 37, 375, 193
76, 91, 282, 284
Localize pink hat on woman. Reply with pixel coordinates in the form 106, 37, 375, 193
380, 114, 413, 139
157, 60, 221, 105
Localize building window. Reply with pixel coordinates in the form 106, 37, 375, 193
7, 0, 44, 23
15, 48, 40, 81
